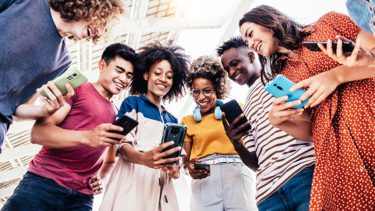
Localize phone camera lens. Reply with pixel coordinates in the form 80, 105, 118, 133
73, 73, 77, 77
277, 86, 283, 91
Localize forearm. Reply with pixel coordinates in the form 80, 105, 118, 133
233, 143, 259, 171
274, 120, 312, 141
98, 146, 116, 179
334, 65, 375, 84
31, 120, 87, 148
14, 104, 46, 119
119, 144, 144, 165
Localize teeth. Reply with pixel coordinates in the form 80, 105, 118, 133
115, 82, 124, 89
156, 84, 166, 89
234, 73, 241, 80
198, 102, 208, 107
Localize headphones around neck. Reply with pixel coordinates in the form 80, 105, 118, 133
193, 100, 223, 122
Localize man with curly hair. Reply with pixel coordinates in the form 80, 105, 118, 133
217, 37, 315, 210
0, 0, 124, 152
181, 55, 257, 211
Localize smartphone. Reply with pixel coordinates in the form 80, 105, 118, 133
160, 123, 187, 164
111, 115, 139, 138
220, 99, 248, 125
39, 69, 88, 99
303, 41, 355, 52
194, 162, 210, 173
264, 75, 308, 109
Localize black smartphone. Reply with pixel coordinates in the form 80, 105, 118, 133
220, 99, 248, 125
111, 115, 139, 138
160, 123, 187, 164
194, 162, 210, 173
303, 41, 355, 52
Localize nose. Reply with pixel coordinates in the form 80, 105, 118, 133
248, 39, 255, 49
95, 26, 106, 38
197, 91, 206, 101
159, 74, 167, 82
229, 67, 236, 78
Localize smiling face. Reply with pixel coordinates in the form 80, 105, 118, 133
240, 22, 278, 57
98, 56, 134, 96
144, 60, 174, 100
221, 47, 259, 86
191, 78, 217, 115
62, 19, 106, 41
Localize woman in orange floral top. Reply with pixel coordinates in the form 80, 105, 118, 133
239, 5, 375, 210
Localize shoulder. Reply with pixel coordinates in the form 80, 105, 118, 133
317, 11, 353, 25
181, 115, 195, 125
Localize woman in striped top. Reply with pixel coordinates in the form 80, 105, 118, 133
218, 36, 315, 210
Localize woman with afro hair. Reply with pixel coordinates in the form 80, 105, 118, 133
99, 42, 189, 211
181, 56, 257, 211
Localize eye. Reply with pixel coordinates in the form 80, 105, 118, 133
249, 30, 253, 38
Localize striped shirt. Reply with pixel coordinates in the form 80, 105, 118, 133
242, 78, 315, 204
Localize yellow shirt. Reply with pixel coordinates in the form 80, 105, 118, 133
181, 113, 237, 159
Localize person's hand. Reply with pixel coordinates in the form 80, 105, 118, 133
38, 82, 74, 117
268, 96, 304, 126
140, 141, 181, 169
89, 175, 103, 195
82, 123, 124, 147
290, 69, 341, 108
161, 164, 180, 179
318, 37, 373, 67
187, 158, 209, 180
222, 113, 251, 148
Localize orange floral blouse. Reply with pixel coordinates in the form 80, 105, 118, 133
280, 12, 375, 210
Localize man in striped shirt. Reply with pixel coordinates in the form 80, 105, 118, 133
217, 37, 315, 211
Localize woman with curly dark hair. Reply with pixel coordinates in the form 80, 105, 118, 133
99, 42, 189, 211
181, 56, 257, 211
0, 0, 124, 154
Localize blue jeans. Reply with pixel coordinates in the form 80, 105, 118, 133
2, 172, 93, 211
258, 166, 314, 211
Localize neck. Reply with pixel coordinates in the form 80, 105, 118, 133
92, 82, 113, 101
145, 92, 162, 109
278, 46, 298, 59
247, 71, 261, 87
49, 8, 68, 38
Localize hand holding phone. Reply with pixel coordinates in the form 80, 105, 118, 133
303, 41, 355, 52
111, 115, 139, 139
160, 123, 187, 164
38, 69, 88, 99
264, 75, 308, 109
194, 162, 210, 173
220, 100, 248, 125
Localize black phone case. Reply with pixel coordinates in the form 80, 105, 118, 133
160, 123, 187, 164
194, 163, 210, 172
112, 115, 139, 137
220, 99, 248, 125
303, 41, 355, 52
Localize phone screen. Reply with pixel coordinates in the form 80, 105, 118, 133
220, 100, 248, 125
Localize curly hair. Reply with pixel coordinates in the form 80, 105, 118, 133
239, 5, 311, 84
187, 56, 230, 100
216, 36, 247, 56
129, 42, 189, 102
49, 0, 124, 42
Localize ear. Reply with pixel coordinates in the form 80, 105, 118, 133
247, 51, 255, 63
143, 72, 149, 81
98, 59, 106, 72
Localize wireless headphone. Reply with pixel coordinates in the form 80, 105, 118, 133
193, 100, 223, 122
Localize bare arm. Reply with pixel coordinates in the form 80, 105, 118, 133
98, 145, 117, 179
31, 104, 124, 149
268, 96, 312, 141
118, 141, 181, 169
15, 83, 74, 120
222, 114, 259, 171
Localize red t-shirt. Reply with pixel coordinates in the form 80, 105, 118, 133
28, 83, 117, 195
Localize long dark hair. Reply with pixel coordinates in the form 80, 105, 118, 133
239, 5, 311, 84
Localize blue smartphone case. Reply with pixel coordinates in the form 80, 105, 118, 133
264, 75, 308, 109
